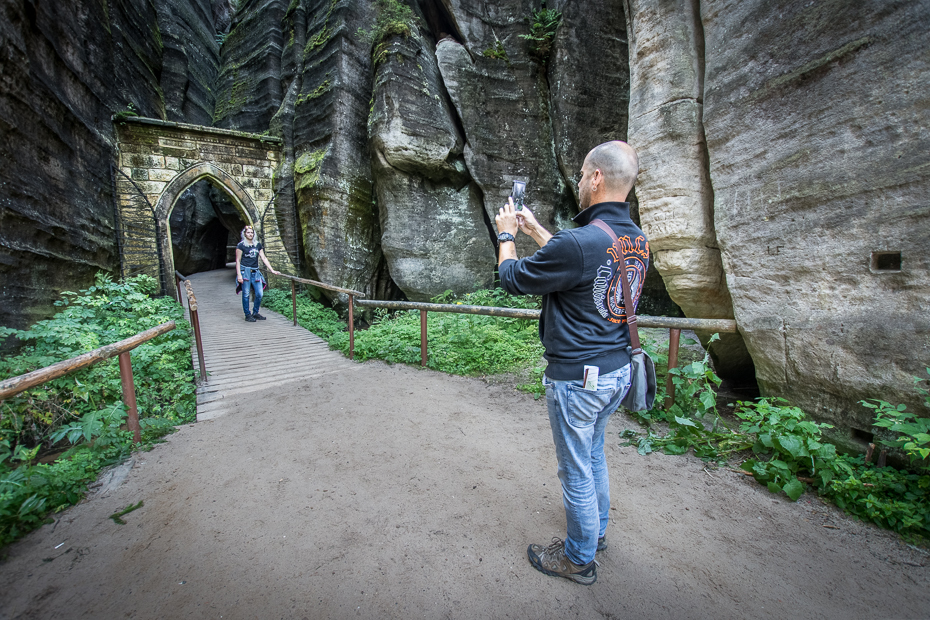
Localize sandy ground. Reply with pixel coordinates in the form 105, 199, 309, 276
1, 360, 928, 620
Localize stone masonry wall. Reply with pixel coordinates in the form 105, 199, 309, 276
114, 117, 294, 296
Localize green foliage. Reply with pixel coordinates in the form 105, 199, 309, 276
110, 500, 144, 525
49, 402, 128, 448
0, 441, 133, 545
622, 334, 751, 460
340, 289, 544, 378
261, 288, 346, 341
619, 349, 930, 539
864, 368, 930, 465
482, 41, 508, 60
113, 102, 139, 122
357, 0, 415, 49
822, 454, 930, 537
263, 286, 544, 381
519, 4, 561, 63
0, 274, 195, 546
736, 398, 837, 501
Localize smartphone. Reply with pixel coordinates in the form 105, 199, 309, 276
510, 180, 526, 210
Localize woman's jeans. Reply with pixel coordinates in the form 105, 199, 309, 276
542, 364, 632, 566
240, 267, 264, 316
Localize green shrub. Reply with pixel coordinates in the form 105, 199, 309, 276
863, 368, 930, 466
520, 4, 561, 63
357, 0, 416, 47
262, 288, 346, 341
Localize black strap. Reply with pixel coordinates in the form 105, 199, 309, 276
589, 219, 642, 356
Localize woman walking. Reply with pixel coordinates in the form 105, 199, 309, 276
236, 225, 280, 322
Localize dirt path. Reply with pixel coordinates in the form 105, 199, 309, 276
1, 361, 928, 619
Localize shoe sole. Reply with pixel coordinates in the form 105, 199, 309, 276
527, 546, 597, 585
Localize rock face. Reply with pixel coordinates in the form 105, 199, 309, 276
699, 0, 930, 439
547, 0, 631, 201
157, 0, 225, 125
369, 25, 494, 301
624, 0, 751, 379
0, 0, 171, 332
436, 30, 573, 259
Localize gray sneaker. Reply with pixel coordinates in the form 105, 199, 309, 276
527, 538, 597, 585
597, 535, 607, 552
245, 314, 256, 322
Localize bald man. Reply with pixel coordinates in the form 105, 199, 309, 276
496, 141, 649, 585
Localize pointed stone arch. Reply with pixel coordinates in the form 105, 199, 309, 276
113, 117, 296, 297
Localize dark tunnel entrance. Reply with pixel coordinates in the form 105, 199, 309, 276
169, 179, 247, 276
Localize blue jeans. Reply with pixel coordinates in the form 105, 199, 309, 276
240, 268, 264, 316
542, 364, 632, 565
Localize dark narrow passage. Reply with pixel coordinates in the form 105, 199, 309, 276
170, 180, 246, 276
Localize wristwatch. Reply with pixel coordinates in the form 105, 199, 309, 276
497, 232, 515, 243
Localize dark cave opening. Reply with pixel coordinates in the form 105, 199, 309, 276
169, 179, 246, 276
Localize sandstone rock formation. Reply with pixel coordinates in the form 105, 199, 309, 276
624, 0, 751, 379
0, 0, 173, 331
369, 24, 494, 300
700, 0, 930, 438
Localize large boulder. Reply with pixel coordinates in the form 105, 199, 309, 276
369, 24, 494, 301
701, 0, 930, 441
435, 5, 574, 259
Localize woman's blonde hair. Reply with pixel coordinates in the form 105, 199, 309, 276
240, 226, 257, 246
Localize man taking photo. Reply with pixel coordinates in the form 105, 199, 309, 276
496, 141, 649, 585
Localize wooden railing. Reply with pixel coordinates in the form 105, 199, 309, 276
277, 274, 365, 359
174, 271, 207, 381
352, 299, 738, 409
274, 276, 738, 409
0, 322, 177, 444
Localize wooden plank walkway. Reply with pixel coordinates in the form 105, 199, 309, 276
182, 268, 360, 421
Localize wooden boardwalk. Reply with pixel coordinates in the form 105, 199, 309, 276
182, 268, 360, 421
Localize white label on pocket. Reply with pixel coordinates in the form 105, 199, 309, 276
583, 365, 599, 391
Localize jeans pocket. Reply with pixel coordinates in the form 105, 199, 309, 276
565, 384, 615, 428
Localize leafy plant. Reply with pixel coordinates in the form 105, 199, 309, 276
261, 288, 346, 342
113, 102, 139, 121
263, 286, 544, 383
482, 40, 508, 60
519, 4, 561, 63
49, 402, 128, 448
735, 398, 837, 501
864, 368, 930, 465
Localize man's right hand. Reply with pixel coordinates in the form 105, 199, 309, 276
237, 274, 244, 283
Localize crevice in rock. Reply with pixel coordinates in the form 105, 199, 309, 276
475, 183, 500, 259
691, 0, 705, 103
416, 0, 464, 45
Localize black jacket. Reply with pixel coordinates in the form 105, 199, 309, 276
499, 201, 649, 380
